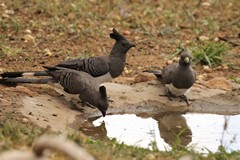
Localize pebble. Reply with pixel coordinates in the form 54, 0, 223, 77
5, 10, 14, 15
1, 3, 6, 7
133, 72, 156, 83
24, 29, 32, 34
201, 2, 211, 7
2, 13, 9, 18
22, 118, 28, 123
203, 65, 212, 72
44, 48, 53, 56
222, 64, 229, 70
134, 36, 140, 41
23, 34, 36, 43
123, 30, 131, 35
198, 35, 209, 41
172, 57, 179, 62
166, 60, 173, 65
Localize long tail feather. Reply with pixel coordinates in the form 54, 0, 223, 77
0, 77, 55, 85
0, 71, 48, 78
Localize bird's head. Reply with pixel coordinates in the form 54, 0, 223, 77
109, 28, 135, 55
97, 86, 109, 117
179, 49, 193, 66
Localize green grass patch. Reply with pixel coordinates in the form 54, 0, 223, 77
0, 116, 44, 151
191, 42, 228, 67
0, 45, 22, 57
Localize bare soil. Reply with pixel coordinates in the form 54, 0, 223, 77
0, 0, 240, 130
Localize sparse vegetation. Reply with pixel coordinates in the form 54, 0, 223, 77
191, 41, 228, 67
0, 45, 22, 57
0, 0, 240, 159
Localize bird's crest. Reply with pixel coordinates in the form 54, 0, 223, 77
109, 28, 125, 41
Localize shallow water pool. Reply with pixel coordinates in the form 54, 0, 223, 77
80, 113, 240, 153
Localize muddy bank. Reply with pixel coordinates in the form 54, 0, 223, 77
18, 80, 240, 132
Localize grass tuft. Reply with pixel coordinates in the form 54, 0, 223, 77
191, 42, 228, 67
0, 45, 22, 57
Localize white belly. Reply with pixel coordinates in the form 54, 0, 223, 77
95, 72, 112, 85
165, 83, 190, 96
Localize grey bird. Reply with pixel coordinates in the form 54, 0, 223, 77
44, 66, 109, 117
144, 49, 196, 105
0, 29, 135, 85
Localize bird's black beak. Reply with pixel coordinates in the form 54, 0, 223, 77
130, 43, 136, 48
101, 110, 106, 117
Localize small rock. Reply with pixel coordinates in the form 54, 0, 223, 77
197, 74, 204, 81
2, 13, 9, 18
1, 3, 6, 7
134, 36, 140, 41
124, 67, 132, 74
222, 64, 229, 70
185, 40, 191, 44
25, 29, 32, 34
204, 77, 232, 91
52, 114, 57, 117
203, 65, 212, 72
22, 118, 28, 123
172, 57, 179, 62
22, 34, 36, 43
198, 35, 209, 41
5, 10, 14, 15
166, 60, 173, 65
133, 72, 156, 83
123, 30, 131, 35
44, 48, 53, 56
214, 37, 219, 42
28, 112, 33, 116
201, 2, 211, 7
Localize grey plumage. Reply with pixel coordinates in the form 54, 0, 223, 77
56, 28, 135, 80
44, 66, 109, 117
0, 29, 135, 85
144, 49, 196, 105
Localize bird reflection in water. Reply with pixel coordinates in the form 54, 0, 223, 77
153, 112, 192, 148
79, 112, 192, 149
79, 116, 107, 140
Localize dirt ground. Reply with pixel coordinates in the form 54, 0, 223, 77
0, 0, 240, 130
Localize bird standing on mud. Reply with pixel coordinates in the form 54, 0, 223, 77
144, 49, 196, 105
44, 66, 109, 117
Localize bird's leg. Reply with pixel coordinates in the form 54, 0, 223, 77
81, 101, 95, 109
179, 95, 190, 106
69, 101, 85, 112
159, 88, 173, 101
166, 88, 174, 101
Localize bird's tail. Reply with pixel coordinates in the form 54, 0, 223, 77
143, 70, 162, 77
0, 77, 55, 86
0, 71, 48, 78
143, 70, 163, 82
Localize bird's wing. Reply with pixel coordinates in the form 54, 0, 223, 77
56, 56, 110, 77
162, 63, 178, 84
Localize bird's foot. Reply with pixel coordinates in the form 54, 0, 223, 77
69, 101, 85, 112
179, 95, 190, 106
80, 102, 95, 109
